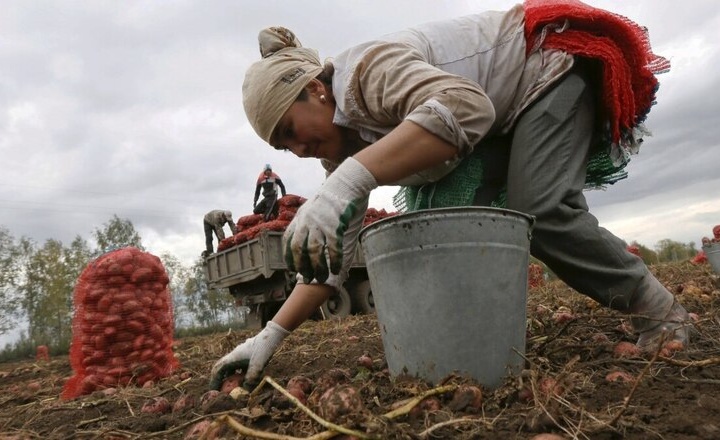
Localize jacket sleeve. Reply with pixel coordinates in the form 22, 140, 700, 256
343, 42, 496, 157
253, 183, 261, 203
227, 217, 238, 235
277, 178, 287, 197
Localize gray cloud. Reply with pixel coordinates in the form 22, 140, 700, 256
1, 0, 718, 264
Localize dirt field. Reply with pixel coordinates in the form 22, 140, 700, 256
1, 261, 719, 440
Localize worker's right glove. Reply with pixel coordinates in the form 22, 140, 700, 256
283, 157, 377, 284
209, 321, 290, 391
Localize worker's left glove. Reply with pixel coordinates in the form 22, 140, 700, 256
284, 157, 377, 283
209, 321, 290, 391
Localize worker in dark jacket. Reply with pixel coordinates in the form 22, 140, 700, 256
253, 164, 287, 220
203, 210, 237, 254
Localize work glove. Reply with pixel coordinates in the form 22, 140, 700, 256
209, 321, 290, 391
283, 157, 377, 283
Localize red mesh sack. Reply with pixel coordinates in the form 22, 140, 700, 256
277, 194, 306, 208
237, 214, 263, 229
691, 251, 707, 265
528, 263, 545, 289
626, 245, 641, 257
36, 345, 50, 362
61, 247, 180, 399
257, 219, 290, 234
220, 199, 398, 254
713, 225, 720, 240
217, 236, 236, 252
277, 210, 296, 222
242, 220, 291, 241
363, 208, 397, 226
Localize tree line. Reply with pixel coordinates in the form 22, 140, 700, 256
0, 215, 701, 362
0, 215, 241, 362
626, 239, 699, 265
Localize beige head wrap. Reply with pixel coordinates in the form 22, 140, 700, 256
242, 27, 324, 144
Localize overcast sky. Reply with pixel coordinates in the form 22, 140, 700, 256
1, 0, 719, 270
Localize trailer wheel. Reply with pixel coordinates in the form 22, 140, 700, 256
319, 287, 352, 320
348, 280, 374, 315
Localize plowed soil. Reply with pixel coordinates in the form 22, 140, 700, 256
1, 262, 719, 440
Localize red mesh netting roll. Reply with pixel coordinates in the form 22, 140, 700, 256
524, 0, 669, 143
61, 247, 180, 399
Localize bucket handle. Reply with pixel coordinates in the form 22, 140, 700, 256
526, 215, 536, 242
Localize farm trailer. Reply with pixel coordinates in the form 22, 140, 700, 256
203, 230, 374, 327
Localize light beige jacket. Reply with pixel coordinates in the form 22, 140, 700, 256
314, 5, 574, 289
329, 4, 573, 185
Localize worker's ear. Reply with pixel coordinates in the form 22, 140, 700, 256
305, 79, 327, 100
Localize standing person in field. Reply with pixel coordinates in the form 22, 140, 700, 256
253, 163, 287, 221
203, 209, 237, 255
210, 0, 693, 390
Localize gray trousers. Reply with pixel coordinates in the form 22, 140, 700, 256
476, 71, 648, 311
204, 220, 224, 253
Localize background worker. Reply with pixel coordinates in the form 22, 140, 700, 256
253, 164, 287, 220
211, 0, 692, 390
203, 209, 237, 255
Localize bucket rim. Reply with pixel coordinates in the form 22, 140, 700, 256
702, 242, 720, 251
360, 206, 536, 243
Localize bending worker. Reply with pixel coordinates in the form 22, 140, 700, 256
203, 209, 237, 255
211, 0, 693, 390
253, 164, 287, 221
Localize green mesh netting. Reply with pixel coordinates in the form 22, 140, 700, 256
393, 147, 627, 213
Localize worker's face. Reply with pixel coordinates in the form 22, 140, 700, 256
270, 80, 347, 162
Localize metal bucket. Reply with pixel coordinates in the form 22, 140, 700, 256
704, 242, 720, 275
359, 207, 534, 388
